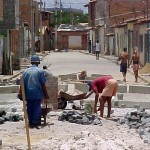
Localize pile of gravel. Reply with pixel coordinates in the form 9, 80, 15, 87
0, 108, 23, 124
58, 110, 102, 125
117, 108, 150, 143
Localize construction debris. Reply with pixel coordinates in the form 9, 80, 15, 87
58, 110, 102, 125
0, 109, 23, 124
117, 109, 150, 143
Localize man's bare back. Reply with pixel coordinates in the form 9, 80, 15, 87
117, 48, 129, 82
118, 51, 129, 63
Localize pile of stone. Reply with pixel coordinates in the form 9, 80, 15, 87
117, 108, 150, 143
0, 108, 23, 124
58, 110, 102, 125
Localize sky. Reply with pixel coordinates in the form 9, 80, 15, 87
36, 0, 89, 13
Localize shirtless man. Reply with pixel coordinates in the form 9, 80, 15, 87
130, 50, 140, 82
117, 48, 130, 82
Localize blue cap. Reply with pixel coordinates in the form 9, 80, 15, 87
86, 81, 92, 91
87, 81, 92, 87
31, 55, 40, 63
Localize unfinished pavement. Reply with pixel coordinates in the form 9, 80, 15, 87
0, 51, 150, 109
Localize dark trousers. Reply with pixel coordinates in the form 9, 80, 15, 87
27, 99, 41, 125
96, 51, 100, 59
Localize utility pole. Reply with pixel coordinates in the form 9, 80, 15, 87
39, 0, 43, 53
103, 0, 107, 54
60, 0, 62, 24
31, 0, 35, 54
55, 0, 58, 50
147, 0, 149, 19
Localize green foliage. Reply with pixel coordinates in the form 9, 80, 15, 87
52, 11, 88, 25
84, 101, 94, 114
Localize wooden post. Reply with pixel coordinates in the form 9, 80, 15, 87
20, 76, 31, 150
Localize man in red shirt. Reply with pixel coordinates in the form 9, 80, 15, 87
86, 76, 118, 117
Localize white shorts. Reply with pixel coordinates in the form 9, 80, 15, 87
101, 79, 118, 96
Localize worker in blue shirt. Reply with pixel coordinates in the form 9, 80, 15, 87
18, 55, 49, 129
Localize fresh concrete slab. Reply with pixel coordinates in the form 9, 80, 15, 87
118, 85, 127, 93
0, 85, 19, 94
74, 83, 89, 93
58, 84, 68, 92
129, 85, 150, 94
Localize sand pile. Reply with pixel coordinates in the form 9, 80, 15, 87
139, 63, 150, 74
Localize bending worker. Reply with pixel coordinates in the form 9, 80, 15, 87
86, 76, 118, 118
18, 55, 49, 129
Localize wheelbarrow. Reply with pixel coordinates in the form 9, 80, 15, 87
58, 90, 88, 109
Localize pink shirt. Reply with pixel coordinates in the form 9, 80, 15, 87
91, 76, 113, 93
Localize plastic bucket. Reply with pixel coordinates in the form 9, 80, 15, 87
117, 93, 123, 100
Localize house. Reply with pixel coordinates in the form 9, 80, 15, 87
0, 0, 19, 75
19, 0, 39, 55
57, 24, 88, 50
84, 0, 96, 53
85, 0, 150, 65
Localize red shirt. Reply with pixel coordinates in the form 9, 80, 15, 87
91, 76, 113, 93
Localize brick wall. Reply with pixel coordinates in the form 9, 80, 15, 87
10, 30, 20, 55
95, 0, 150, 26
109, 0, 148, 25
0, 0, 3, 21
0, 0, 15, 30
19, 0, 39, 36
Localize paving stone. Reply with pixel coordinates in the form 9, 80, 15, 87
82, 115, 90, 125
0, 140, 2, 146
143, 114, 150, 119
0, 110, 6, 117
134, 105, 140, 110
0, 117, 5, 124
119, 118, 126, 124
120, 104, 126, 108
139, 130, 145, 136
11, 107, 17, 113
93, 118, 102, 125
76, 119, 83, 124
58, 110, 102, 125
58, 114, 66, 121
131, 112, 138, 116
144, 139, 148, 143
139, 108, 145, 112
114, 101, 119, 107
130, 116, 140, 122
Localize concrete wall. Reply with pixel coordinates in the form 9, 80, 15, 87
69, 36, 81, 49
46, 76, 58, 110
139, 23, 147, 65
57, 31, 87, 50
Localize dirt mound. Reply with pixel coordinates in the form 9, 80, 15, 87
139, 63, 150, 74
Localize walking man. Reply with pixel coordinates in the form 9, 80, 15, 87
18, 55, 49, 128
95, 40, 100, 60
86, 76, 118, 118
117, 48, 130, 82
